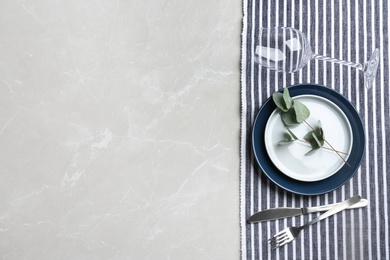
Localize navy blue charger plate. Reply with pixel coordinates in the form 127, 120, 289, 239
252, 84, 365, 195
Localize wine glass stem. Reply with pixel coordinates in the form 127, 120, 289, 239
312, 54, 364, 71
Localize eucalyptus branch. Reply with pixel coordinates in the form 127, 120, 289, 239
295, 139, 349, 155
303, 120, 351, 167
273, 87, 351, 168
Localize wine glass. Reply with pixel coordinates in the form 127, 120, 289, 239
255, 27, 379, 89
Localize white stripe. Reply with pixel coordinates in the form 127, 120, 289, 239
275, 1, 279, 27
257, 82, 262, 257
355, 2, 364, 257
355, 0, 360, 112
298, 0, 303, 84
337, 0, 343, 257
328, 191, 336, 258
388, 0, 390, 126
323, 0, 327, 87
317, 196, 321, 258
338, 2, 347, 259
306, 0, 310, 85
266, 0, 271, 98
291, 193, 296, 260
283, 0, 287, 26
323, 193, 330, 259
313, 3, 325, 259
240, 51, 247, 258
306, 1, 314, 257
274, 3, 280, 260
257, 3, 263, 259
339, 0, 343, 95
362, 0, 373, 258
324, 0, 334, 259
351, 199, 355, 260
283, 0, 287, 88
250, 2, 257, 259
370, 0, 381, 258
282, 27, 287, 96
379, 0, 389, 258
259, 4, 266, 259
266, 182, 271, 260
291, 0, 295, 86
282, 135, 287, 249
266, 3, 271, 259
275, 0, 279, 94
347, 0, 352, 101
298, 2, 305, 257
314, 0, 319, 85
331, 0, 335, 91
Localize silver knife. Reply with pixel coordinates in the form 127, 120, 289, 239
247, 199, 368, 223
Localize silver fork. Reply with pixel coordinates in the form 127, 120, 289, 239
269, 195, 362, 248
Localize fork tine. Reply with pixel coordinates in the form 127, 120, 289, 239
277, 238, 290, 247
274, 229, 287, 236
269, 230, 287, 241
268, 228, 294, 248
270, 236, 289, 248
276, 235, 289, 244
275, 232, 288, 241
271, 235, 287, 245
268, 230, 288, 248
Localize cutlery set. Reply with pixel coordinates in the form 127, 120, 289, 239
247, 195, 367, 248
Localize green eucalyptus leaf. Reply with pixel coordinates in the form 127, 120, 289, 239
311, 131, 324, 148
313, 122, 325, 145
286, 127, 298, 140
283, 88, 293, 110
278, 139, 293, 145
278, 131, 296, 145
281, 109, 298, 126
303, 127, 325, 150
304, 149, 317, 156
272, 92, 288, 112
293, 100, 310, 123
304, 132, 320, 149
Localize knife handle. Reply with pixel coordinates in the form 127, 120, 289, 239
304, 199, 368, 214
303, 195, 361, 228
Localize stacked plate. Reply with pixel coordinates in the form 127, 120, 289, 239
252, 84, 365, 195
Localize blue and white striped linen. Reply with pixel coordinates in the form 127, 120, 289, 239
240, 0, 390, 259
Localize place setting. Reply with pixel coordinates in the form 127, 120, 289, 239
249, 34, 370, 246
249, 80, 368, 247
241, 5, 390, 258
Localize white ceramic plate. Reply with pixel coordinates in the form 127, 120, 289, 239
264, 95, 353, 182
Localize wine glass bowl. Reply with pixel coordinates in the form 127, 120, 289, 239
255, 27, 379, 89
255, 27, 312, 73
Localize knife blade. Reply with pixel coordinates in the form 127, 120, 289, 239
247, 198, 368, 223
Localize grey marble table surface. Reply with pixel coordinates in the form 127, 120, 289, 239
0, 1, 242, 259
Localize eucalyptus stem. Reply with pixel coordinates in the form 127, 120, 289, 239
295, 139, 349, 155
303, 120, 351, 167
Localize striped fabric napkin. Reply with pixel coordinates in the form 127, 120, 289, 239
240, 1, 390, 259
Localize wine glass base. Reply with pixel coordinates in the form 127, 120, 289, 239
363, 49, 379, 89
